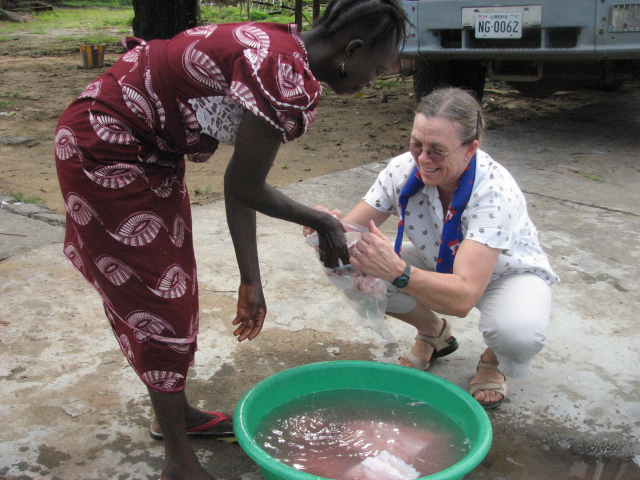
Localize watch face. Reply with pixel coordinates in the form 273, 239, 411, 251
394, 276, 409, 288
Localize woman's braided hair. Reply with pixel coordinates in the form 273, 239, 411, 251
315, 0, 408, 49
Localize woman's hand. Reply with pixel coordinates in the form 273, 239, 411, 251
316, 215, 350, 268
350, 220, 405, 282
232, 282, 267, 342
302, 206, 342, 237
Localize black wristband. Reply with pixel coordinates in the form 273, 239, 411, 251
392, 263, 411, 288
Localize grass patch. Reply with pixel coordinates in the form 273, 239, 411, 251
79, 34, 120, 45
1, 2, 318, 56
373, 76, 410, 92
201, 3, 296, 26
34, 7, 133, 29
56, 0, 132, 6
8, 191, 45, 204
0, 7, 133, 34
0, 7, 134, 55
5, 3, 301, 35
194, 185, 213, 195
579, 172, 605, 182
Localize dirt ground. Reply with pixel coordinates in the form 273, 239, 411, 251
0, 31, 633, 215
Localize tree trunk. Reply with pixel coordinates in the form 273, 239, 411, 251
132, 0, 200, 41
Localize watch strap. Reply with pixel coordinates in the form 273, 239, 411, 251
392, 262, 411, 288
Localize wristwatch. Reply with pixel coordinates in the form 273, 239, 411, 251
392, 263, 411, 288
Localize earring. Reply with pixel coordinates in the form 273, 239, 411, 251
339, 60, 347, 79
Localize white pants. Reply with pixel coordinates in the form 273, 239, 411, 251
386, 243, 552, 379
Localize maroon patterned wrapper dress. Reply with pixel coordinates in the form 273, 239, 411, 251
55, 23, 322, 392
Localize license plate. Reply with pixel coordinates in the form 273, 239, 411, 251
475, 13, 522, 39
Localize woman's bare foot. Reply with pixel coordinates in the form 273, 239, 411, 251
147, 389, 216, 480
160, 463, 214, 480
470, 348, 506, 406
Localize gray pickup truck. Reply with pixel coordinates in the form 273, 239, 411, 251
400, 1, 640, 99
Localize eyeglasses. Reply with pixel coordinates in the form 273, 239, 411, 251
408, 141, 466, 162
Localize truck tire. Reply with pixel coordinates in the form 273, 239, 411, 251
507, 79, 562, 99
413, 59, 486, 101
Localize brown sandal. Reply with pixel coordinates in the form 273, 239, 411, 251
469, 360, 507, 410
399, 318, 459, 371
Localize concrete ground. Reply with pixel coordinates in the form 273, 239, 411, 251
1, 90, 639, 480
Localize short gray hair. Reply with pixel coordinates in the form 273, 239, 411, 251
415, 87, 485, 144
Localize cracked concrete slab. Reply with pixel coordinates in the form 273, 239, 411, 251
0, 198, 65, 260
1, 91, 639, 479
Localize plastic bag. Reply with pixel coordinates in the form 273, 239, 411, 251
306, 221, 395, 342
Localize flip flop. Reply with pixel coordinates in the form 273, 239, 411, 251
399, 318, 459, 371
149, 411, 236, 442
469, 360, 508, 410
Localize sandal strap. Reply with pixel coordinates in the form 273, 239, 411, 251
476, 360, 500, 372
400, 350, 430, 370
469, 381, 508, 397
187, 411, 229, 433
399, 318, 458, 371
415, 318, 451, 351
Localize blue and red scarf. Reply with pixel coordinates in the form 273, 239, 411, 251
394, 155, 476, 274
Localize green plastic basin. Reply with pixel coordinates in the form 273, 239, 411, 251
234, 360, 492, 480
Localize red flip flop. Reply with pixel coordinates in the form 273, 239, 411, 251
149, 411, 236, 442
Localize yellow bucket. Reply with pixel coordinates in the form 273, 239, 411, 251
79, 44, 105, 68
